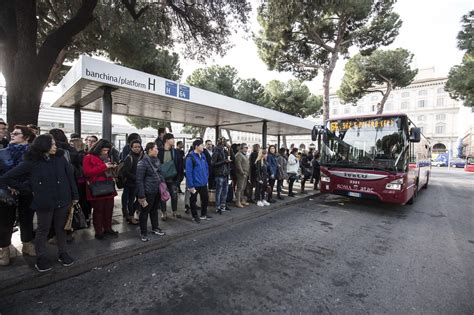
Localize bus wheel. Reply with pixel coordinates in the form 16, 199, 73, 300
407, 185, 417, 205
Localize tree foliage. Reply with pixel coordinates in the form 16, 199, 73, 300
0, 0, 251, 127
255, 0, 402, 121
338, 48, 417, 114
236, 78, 268, 106
446, 10, 474, 108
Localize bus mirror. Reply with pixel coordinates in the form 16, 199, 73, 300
409, 127, 421, 143
312, 126, 318, 141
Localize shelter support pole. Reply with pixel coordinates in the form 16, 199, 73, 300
102, 87, 112, 141
74, 105, 81, 136
262, 120, 267, 149
277, 135, 281, 149
215, 125, 220, 144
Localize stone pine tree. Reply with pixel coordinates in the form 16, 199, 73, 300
445, 10, 474, 108
338, 48, 417, 114
264, 79, 322, 147
255, 0, 402, 121
0, 0, 251, 128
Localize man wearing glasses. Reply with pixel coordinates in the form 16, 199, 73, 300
85, 135, 98, 152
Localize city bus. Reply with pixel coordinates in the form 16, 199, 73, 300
312, 113, 431, 205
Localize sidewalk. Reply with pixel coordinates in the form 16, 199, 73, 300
0, 184, 319, 296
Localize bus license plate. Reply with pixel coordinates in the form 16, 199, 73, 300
348, 192, 361, 198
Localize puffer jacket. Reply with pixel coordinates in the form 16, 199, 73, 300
0, 150, 78, 211
83, 153, 118, 201
0, 143, 29, 192
136, 154, 163, 199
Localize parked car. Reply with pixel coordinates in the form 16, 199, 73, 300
431, 160, 447, 167
465, 156, 474, 172
449, 158, 466, 168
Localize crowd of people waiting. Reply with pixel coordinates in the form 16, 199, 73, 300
0, 122, 320, 273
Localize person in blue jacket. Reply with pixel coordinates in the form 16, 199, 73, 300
186, 139, 211, 223
266, 145, 278, 203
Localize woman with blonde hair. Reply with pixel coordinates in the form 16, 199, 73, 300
255, 149, 270, 207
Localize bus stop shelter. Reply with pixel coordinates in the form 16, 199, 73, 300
52, 55, 314, 147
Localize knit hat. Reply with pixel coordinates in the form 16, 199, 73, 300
192, 139, 203, 148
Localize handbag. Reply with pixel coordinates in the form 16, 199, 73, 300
89, 179, 116, 197
160, 160, 177, 180
72, 203, 88, 230
159, 182, 171, 201
0, 188, 18, 207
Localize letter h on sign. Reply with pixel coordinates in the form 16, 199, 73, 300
148, 78, 156, 91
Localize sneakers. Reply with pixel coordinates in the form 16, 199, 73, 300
262, 200, 271, 206
0, 247, 10, 266
257, 201, 265, 207
35, 257, 53, 273
58, 253, 74, 267
22, 242, 36, 257
192, 217, 201, 223
95, 233, 105, 240
216, 208, 222, 215
104, 230, 119, 238
172, 212, 182, 219
141, 234, 150, 242
199, 215, 212, 221
151, 228, 166, 236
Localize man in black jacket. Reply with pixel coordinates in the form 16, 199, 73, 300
121, 140, 142, 224
158, 133, 183, 220
246, 143, 260, 203
211, 137, 232, 214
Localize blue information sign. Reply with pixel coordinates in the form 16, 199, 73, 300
165, 81, 177, 97
179, 85, 190, 100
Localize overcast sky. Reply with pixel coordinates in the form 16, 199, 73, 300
179, 0, 473, 94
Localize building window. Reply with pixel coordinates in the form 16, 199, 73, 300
418, 100, 426, 108
401, 91, 410, 98
357, 106, 364, 113
401, 101, 409, 109
418, 90, 427, 96
332, 108, 338, 115
385, 102, 393, 111
436, 113, 446, 120
371, 95, 378, 101
344, 106, 350, 114
436, 97, 444, 107
417, 115, 425, 121
371, 104, 376, 112
435, 124, 445, 135
437, 87, 445, 94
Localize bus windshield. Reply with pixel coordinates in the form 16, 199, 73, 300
321, 116, 407, 172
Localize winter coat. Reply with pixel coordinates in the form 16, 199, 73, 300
0, 143, 29, 192
186, 151, 209, 188
83, 153, 118, 201
211, 145, 230, 177
249, 150, 259, 182
267, 153, 278, 179
256, 160, 268, 185
300, 154, 312, 180
158, 148, 183, 182
277, 155, 288, 180
122, 151, 141, 188
287, 153, 299, 174
136, 154, 163, 198
0, 150, 78, 212
234, 151, 250, 178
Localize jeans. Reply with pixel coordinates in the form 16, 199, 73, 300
124, 185, 137, 217
277, 179, 284, 196
190, 186, 208, 218
161, 181, 178, 213
288, 173, 297, 194
139, 192, 160, 235
121, 185, 130, 217
215, 176, 228, 209
35, 206, 69, 258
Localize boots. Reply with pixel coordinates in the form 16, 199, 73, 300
0, 247, 10, 266
22, 242, 36, 256
300, 182, 307, 194
235, 191, 244, 208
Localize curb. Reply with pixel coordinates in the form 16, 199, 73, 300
0, 193, 319, 297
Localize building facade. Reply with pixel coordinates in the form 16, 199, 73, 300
328, 70, 473, 158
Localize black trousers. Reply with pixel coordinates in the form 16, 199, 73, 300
35, 206, 69, 258
267, 178, 276, 201
288, 174, 297, 194
18, 193, 35, 243
277, 179, 284, 195
0, 203, 16, 247
255, 182, 267, 201
78, 182, 92, 220
140, 192, 160, 235
124, 185, 137, 217
190, 186, 208, 218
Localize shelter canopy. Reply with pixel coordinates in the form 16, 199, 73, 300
52, 56, 314, 136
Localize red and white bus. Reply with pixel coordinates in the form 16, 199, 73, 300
312, 113, 431, 205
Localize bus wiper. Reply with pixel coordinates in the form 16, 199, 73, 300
393, 144, 409, 172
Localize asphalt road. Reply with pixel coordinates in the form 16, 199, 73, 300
1, 168, 473, 314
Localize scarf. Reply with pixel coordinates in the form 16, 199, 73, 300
7, 143, 29, 168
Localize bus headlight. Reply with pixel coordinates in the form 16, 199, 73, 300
321, 175, 331, 183
385, 178, 403, 190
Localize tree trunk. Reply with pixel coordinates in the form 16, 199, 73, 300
282, 135, 287, 148
376, 83, 392, 115
322, 52, 339, 122
6, 76, 43, 128
199, 127, 206, 140
224, 129, 233, 144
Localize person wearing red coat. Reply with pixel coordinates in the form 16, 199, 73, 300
83, 139, 118, 240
